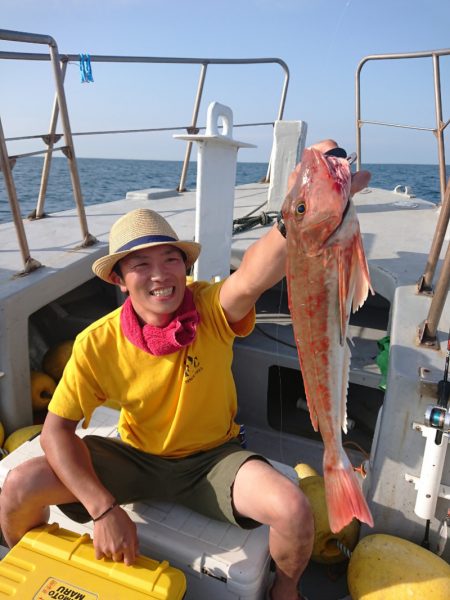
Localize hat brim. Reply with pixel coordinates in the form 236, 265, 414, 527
92, 239, 201, 283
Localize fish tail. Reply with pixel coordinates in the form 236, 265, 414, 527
323, 449, 374, 533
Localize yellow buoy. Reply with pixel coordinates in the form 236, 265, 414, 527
42, 340, 74, 381
294, 463, 319, 480
30, 371, 56, 411
348, 533, 450, 599
3, 424, 43, 454
299, 474, 360, 564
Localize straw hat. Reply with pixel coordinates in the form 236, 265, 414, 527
92, 208, 201, 283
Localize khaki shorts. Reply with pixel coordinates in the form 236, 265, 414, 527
58, 435, 268, 529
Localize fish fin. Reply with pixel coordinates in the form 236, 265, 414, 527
301, 373, 320, 432
309, 405, 319, 432
338, 251, 352, 434
352, 233, 373, 312
323, 449, 374, 533
338, 247, 350, 346
340, 337, 352, 434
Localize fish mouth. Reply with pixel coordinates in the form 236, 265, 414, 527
149, 286, 174, 297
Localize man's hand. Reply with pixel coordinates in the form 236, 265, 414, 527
350, 169, 371, 195
93, 505, 140, 566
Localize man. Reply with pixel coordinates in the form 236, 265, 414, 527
0, 140, 370, 600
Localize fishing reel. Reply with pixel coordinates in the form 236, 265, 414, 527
424, 377, 450, 444
424, 404, 450, 434
423, 335, 450, 440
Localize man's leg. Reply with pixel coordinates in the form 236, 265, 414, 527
232, 459, 313, 600
0, 456, 77, 547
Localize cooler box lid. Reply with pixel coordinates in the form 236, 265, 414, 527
0, 523, 186, 599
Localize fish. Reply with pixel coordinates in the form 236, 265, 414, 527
282, 147, 374, 533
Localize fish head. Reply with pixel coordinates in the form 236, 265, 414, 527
282, 147, 352, 256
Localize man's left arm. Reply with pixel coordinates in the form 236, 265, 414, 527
220, 223, 286, 324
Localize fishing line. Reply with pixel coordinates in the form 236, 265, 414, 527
326, 0, 354, 57
275, 276, 288, 463
255, 324, 296, 350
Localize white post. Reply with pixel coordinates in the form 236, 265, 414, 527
267, 120, 307, 212
414, 425, 449, 520
175, 102, 254, 281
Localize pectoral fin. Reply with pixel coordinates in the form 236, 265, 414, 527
352, 234, 373, 311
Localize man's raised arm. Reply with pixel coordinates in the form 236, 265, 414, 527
220, 223, 286, 324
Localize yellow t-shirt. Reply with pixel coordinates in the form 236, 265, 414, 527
48, 281, 255, 458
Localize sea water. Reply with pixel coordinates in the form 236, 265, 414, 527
0, 156, 444, 224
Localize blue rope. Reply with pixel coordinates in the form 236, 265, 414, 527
79, 54, 94, 83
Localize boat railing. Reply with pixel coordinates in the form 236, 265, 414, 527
356, 49, 450, 348
0, 28, 289, 275
417, 178, 450, 348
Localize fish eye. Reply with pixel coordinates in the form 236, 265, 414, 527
296, 202, 306, 216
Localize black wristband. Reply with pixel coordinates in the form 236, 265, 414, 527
324, 147, 347, 159
92, 500, 118, 522
276, 212, 286, 238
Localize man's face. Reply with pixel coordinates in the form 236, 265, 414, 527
112, 245, 187, 327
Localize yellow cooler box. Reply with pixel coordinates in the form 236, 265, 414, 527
0, 523, 186, 599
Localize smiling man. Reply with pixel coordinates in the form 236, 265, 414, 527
0, 142, 370, 600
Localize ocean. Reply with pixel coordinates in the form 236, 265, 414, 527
0, 157, 445, 224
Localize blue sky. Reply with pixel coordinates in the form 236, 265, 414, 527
1, 0, 449, 164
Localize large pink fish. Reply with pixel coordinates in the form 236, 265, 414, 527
282, 147, 374, 533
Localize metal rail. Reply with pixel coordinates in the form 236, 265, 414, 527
355, 49, 450, 348
0, 42, 290, 191
418, 178, 450, 348
5, 121, 274, 142
355, 48, 449, 204
0, 30, 96, 275
0, 29, 289, 269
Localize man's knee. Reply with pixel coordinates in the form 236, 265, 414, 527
1, 458, 53, 508
272, 480, 313, 537
291, 487, 314, 538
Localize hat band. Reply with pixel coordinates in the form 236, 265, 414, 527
115, 234, 178, 253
